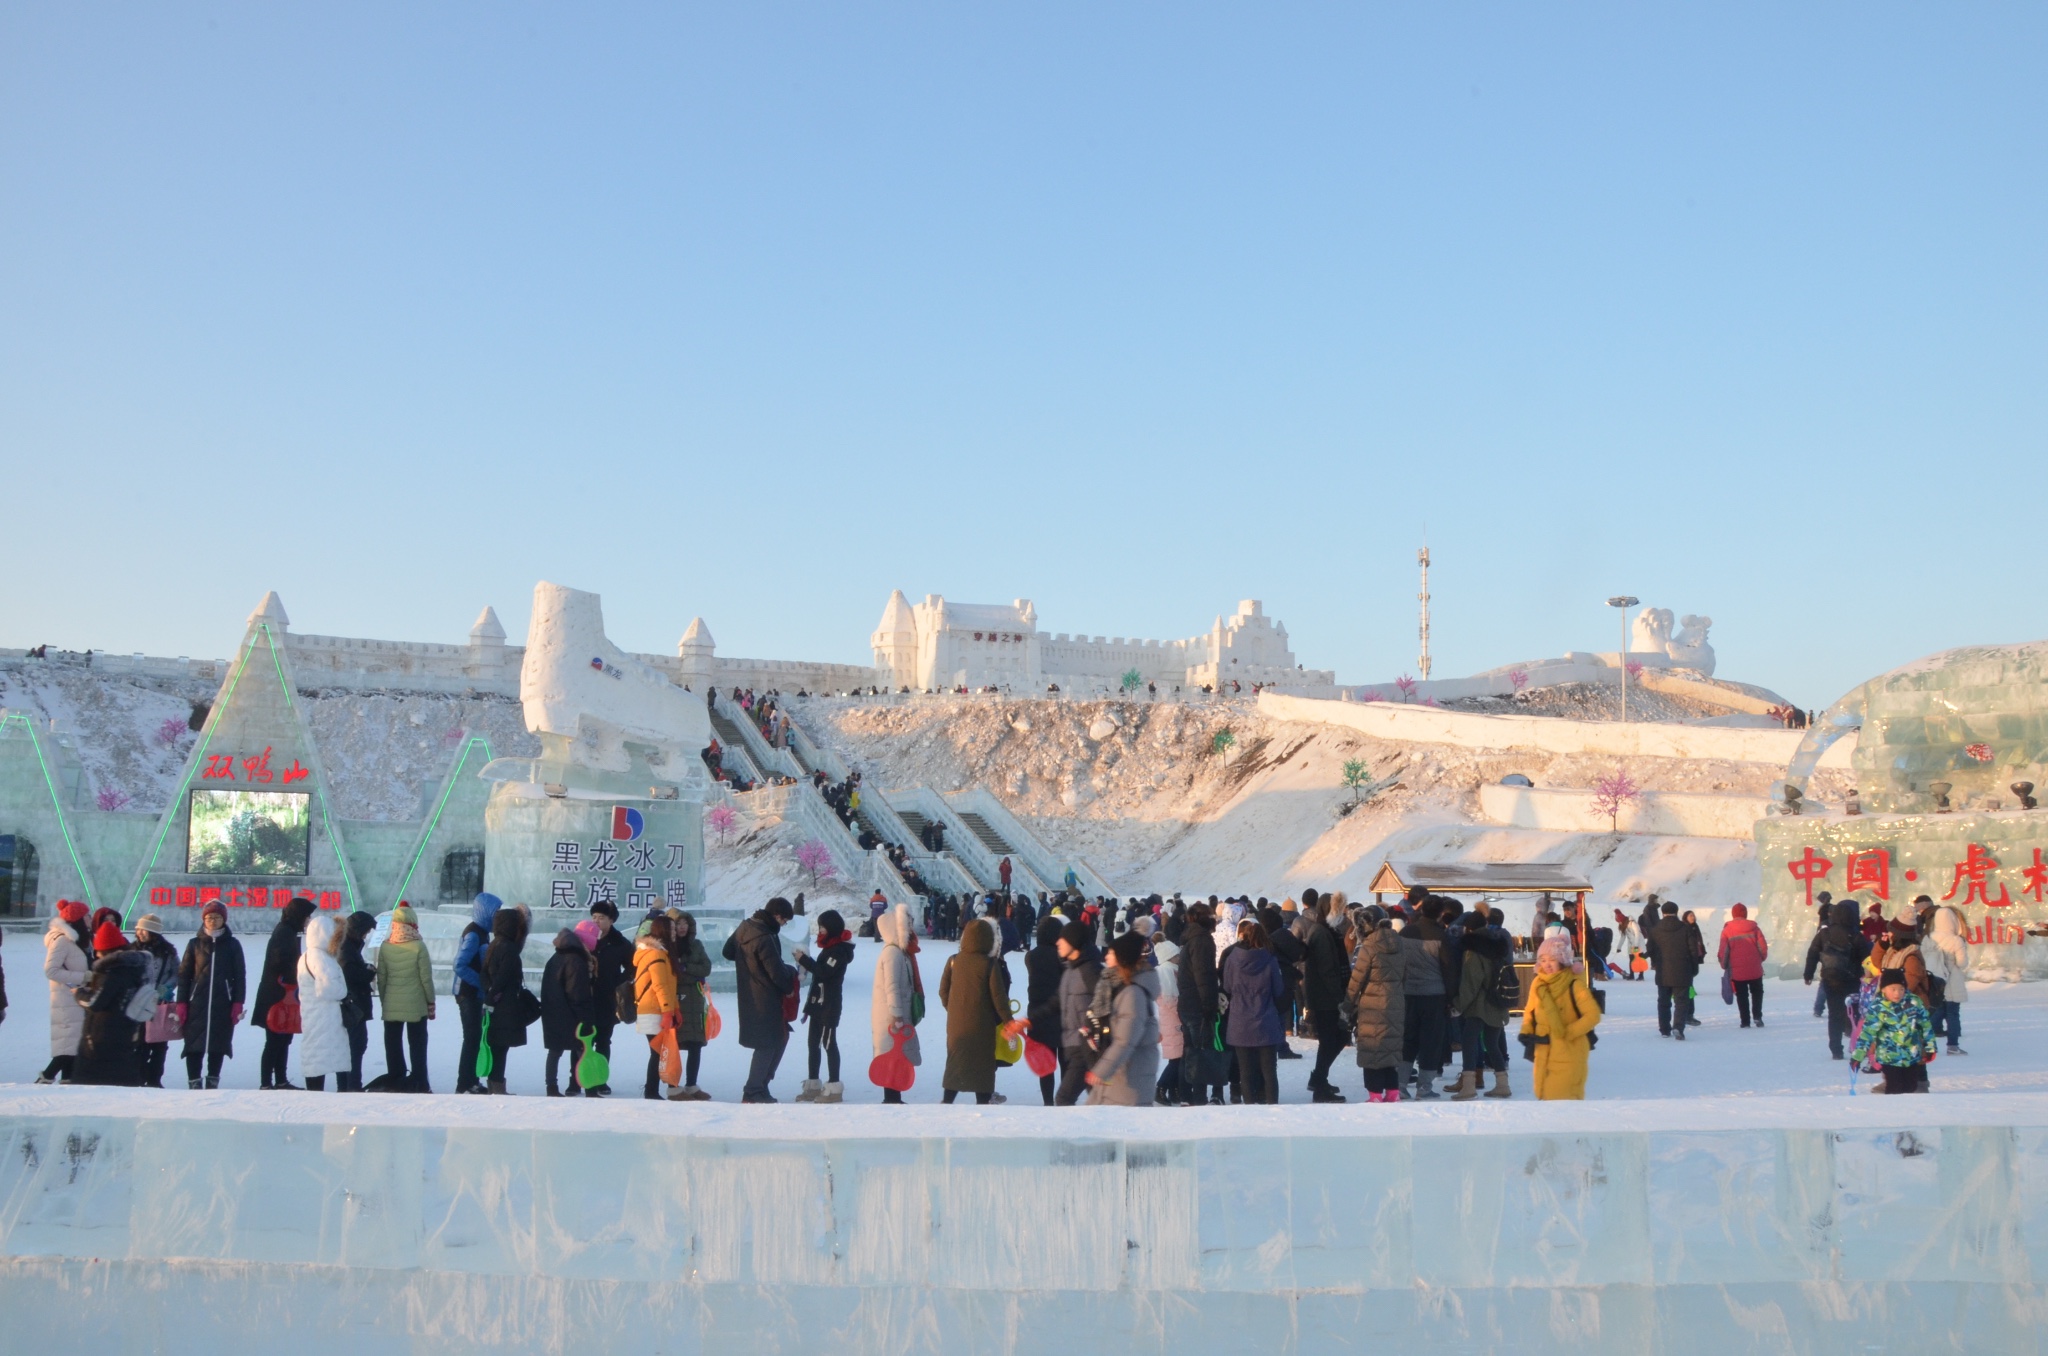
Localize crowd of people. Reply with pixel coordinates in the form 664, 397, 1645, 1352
18, 874, 1974, 1102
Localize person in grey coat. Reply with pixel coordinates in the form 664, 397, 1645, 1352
1054, 921, 1104, 1106
1087, 931, 1160, 1107
1398, 898, 1451, 1100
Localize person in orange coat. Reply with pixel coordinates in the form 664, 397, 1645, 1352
633, 917, 681, 1100
1518, 935, 1602, 1100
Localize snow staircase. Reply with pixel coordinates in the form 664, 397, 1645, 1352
704, 707, 765, 784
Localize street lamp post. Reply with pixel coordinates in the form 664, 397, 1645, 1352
1607, 596, 1639, 722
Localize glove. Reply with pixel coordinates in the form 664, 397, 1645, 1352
662, 1011, 679, 1031
230, 1003, 244, 1024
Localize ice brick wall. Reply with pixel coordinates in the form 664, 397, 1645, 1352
3, 1092, 2047, 1354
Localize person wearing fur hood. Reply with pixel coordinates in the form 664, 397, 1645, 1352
296, 914, 351, 1091
1921, 902, 1971, 1056
870, 905, 923, 1104
37, 901, 90, 1083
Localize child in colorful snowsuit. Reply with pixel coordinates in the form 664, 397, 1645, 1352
1850, 967, 1936, 1095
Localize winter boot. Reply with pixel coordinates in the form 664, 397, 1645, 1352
1382, 1087, 1402, 1103
1484, 1070, 1512, 1099
820, 1081, 844, 1104
188, 1078, 203, 1090
487, 1077, 509, 1095
546, 1086, 562, 1098
1311, 1085, 1347, 1103
1450, 1071, 1480, 1101
795, 1079, 824, 1103
683, 1085, 711, 1101
203, 1076, 219, 1090
1414, 1070, 1442, 1100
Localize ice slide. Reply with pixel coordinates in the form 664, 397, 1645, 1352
4, 1089, 2047, 1354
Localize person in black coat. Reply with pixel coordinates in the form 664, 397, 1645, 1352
179, 903, 245, 1088
1294, 889, 1351, 1101
1054, 921, 1105, 1106
1176, 904, 1222, 1106
1645, 901, 1704, 1039
1804, 898, 1873, 1059
797, 909, 857, 1101
540, 928, 595, 1096
584, 901, 633, 1097
479, 907, 531, 1094
338, 911, 377, 1092
722, 897, 800, 1103
74, 947, 152, 1086
1024, 916, 1066, 1105
251, 896, 319, 1089
1261, 904, 1305, 1060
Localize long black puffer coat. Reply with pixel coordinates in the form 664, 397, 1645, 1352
179, 926, 246, 1060
539, 931, 595, 1052
250, 897, 319, 1031
722, 909, 798, 1049
482, 910, 532, 1048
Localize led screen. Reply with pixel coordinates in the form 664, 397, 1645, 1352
186, 789, 312, 876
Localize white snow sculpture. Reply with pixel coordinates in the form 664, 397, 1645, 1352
520, 581, 711, 779
1630, 607, 1674, 658
1668, 614, 1716, 675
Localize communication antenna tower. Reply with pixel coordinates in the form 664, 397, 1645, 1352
1417, 546, 1432, 680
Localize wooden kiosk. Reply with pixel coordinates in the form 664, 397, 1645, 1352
1368, 858, 1593, 1013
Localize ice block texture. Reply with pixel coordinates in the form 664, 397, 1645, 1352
4, 1092, 2048, 1354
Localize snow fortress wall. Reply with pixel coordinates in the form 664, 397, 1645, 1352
4, 1091, 2048, 1355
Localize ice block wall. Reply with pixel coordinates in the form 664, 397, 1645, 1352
3, 1091, 2047, 1355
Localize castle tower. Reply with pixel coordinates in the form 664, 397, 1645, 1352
467, 605, 507, 681
678, 616, 716, 691
871, 590, 920, 690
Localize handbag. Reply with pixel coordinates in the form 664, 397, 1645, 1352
994, 1000, 1024, 1066
655, 1028, 682, 1086
702, 985, 723, 1041
1721, 972, 1735, 1005
265, 983, 302, 1035
782, 972, 801, 1023
515, 987, 542, 1028
145, 1001, 187, 1044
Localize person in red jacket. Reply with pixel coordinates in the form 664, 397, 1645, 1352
1716, 903, 1770, 1029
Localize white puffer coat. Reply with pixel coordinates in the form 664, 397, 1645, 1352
296, 915, 350, 1077
870, 905, 922, 1067
1925, 905, 1971, 1005
44, 918, 89, 1058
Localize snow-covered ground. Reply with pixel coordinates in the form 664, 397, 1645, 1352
4, 927, 2038, 1103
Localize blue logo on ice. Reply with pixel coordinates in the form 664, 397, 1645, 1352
611, 806, 645, 841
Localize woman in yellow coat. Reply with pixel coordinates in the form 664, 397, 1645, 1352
1518, 934, 1602, 1100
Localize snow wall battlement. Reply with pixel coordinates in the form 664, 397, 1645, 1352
3, 1089, 2046, 1355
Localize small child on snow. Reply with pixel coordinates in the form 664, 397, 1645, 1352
797, 910, 856, 1103
1851, 967, 1936, 1095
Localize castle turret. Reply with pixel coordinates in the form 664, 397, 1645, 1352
678, 616, 716, 691
871, 590, 919, 690
466, 605, 507, 681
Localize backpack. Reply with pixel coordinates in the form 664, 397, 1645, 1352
1489, 956, 1521, 1010
614, 977, 638, 1026
124, 954, 162, 1023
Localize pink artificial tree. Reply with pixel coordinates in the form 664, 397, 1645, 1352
96, 786, 131, 812
1590, 768, 1641, 832
1624, 660, 1644, 681
1507, 669, 1530, 693
1394, 675, 1418, 702
795, 839, 836, 885
707, 804, 738, 846
154, 718, 187, 747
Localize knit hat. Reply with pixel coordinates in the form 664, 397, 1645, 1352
93, 920, 126, 952
134, 913, 164, 936
1729, 903, 1748, 919
1878, 967, 1907, 990
1132, 915, 1156, 938
390, 903, 418, 928
57, 899, 87, 924
200, 899, 228, 921
1892, 905, 1918, 926
574, 919, 602, 951
1280, 898, 1298, 914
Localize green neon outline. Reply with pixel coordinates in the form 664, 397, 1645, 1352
122, 638, 256, 921
0, 712, 99, 911
387, 736, 495, 910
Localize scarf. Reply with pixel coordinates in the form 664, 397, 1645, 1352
1532, 970, 1576, 1044
388, 921, 420, 946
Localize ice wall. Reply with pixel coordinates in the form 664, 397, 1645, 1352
3, 1091, 2047, 1354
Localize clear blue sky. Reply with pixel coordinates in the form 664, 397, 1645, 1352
4, 7, 2043, 707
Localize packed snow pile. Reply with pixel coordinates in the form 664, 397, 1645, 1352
1442, 680, 1741, 722
0, 664, 539, 820
797, 695, 1848, 907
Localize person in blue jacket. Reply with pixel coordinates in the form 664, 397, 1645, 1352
453, 892, 501, 1094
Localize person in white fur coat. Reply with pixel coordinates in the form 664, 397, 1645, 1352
296, 914, 350, 1090
870, 905, 922, 1104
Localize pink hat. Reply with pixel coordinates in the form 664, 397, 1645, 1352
574, 919, 602, 952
